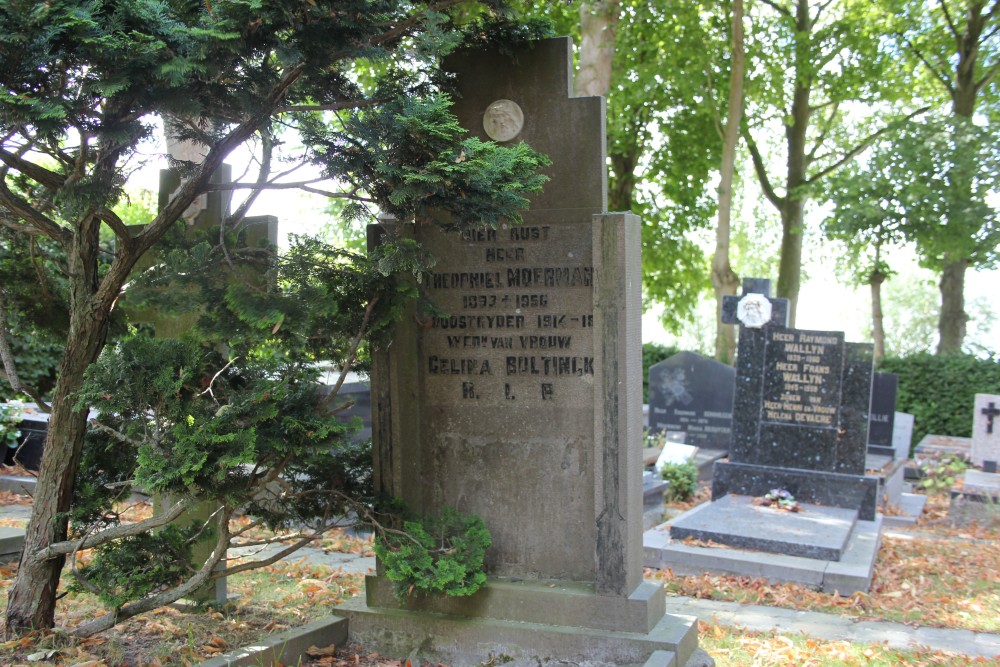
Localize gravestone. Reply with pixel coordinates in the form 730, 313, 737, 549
334, 38, 704, 667
971, 393, 1000, 469
646, 279, 882, 594
8, 408, 48, 471
892, 412, 914, 460
867, 373, 898, 457
647, 352, 735, 451
711, 279, 879, 521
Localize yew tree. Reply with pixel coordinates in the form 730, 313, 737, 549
0, 0, 548, 636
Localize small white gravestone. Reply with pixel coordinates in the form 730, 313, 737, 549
971, 393, 1000, 469
655, 442, 699, 474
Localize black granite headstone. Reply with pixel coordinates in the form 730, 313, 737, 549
647, 351, 735, 451
867, 372, 898, 456
710, 279, 879, 521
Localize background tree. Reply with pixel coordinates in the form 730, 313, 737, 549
827, 114, 999, 358
890, 0, 1000, 354
520, 0, 725, 329
741, 0, 918, 324
0, 0, 548, 636
711, 0, 745, 364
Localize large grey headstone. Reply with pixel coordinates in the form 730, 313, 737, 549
338, 38, 699, 667
647, 351, 735, 451
971, 393, 1000, 468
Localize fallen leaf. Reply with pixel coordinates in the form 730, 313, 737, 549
306, 644, 337, 657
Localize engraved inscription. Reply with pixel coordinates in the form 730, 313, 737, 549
419, 222, 595, 405
761, 330, 844, 428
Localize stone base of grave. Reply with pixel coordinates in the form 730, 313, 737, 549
643, 498, 882, 594
881, 491, 928, 528
0, 526, 25, 563
332, 577, 705, 667
668, 495, 858, 561
712, 461, 879, 521
949, 470, 1000, 528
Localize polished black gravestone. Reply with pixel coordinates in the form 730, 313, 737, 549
710, 280, 879, 521
5, 408, 49, 471
647, 351, 735, 452
867, 373, 898, 457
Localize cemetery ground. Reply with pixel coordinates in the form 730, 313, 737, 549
0, 472, 997, 666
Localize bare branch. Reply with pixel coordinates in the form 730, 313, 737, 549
88, 419, 143, 448
806, 106, 931, 185
940, 0, 960, 40
318, 296, 380, 411
0, 180, 70, 243
277, 98, 384, 113
758, 0, 793, 19
902, 36, 954, 95
741, 127, 784, 208
68, 507, 235, 637
34, 497, 194, 561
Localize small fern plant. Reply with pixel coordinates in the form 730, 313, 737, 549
374, 507, 491, 600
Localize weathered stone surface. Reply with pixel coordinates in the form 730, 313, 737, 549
892, 412, 915, 460
648, 352, 735, 451
341, 37, 701, 667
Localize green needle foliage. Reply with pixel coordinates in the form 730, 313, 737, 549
374, 507, 492, 600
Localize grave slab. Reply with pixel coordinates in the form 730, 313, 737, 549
668, 494, 858, 561
644, 513, 882, 594
949, 470, 1000, 527
880, 492, 928, 528
712, 461, 879, 521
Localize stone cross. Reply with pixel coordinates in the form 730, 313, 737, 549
720, 278, 789, 330
982, 401, 999, 435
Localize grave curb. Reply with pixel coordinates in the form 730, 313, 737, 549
198, 616, 348, 667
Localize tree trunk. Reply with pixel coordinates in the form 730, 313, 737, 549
5, 227, 110, 634
869, 269, 886, 364
575, 0, 621, 98
776, 197, 805, 326
936, 257, 968, 355
712, 0, 745, 365
773, 0, 812, 327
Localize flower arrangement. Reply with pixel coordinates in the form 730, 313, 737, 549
756, 488, 800, 512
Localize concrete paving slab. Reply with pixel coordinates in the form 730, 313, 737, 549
661, 597, 1000, 658
0, 526, 25, 562
0, 475, 36, 495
